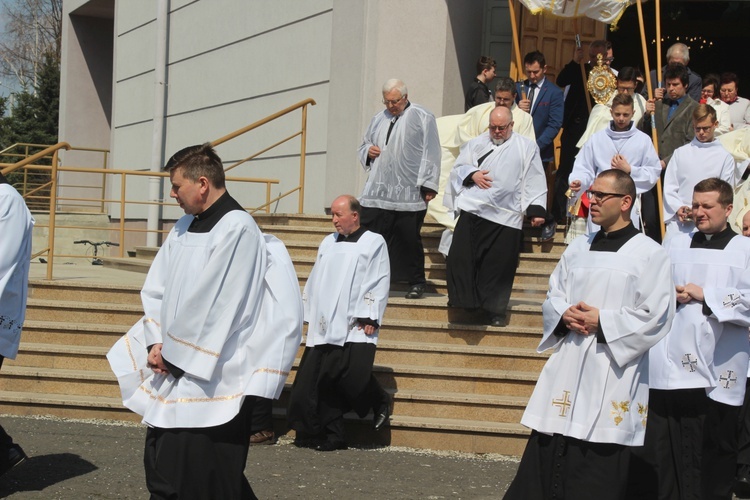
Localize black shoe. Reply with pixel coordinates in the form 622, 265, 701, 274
735, 465, 750, 498
405, 284, 426, 299
489, 314, 506, 327
0, 444, 27, 477
315, 439, 347, 452
540, 221, 557, 242
373, 401, 391, 431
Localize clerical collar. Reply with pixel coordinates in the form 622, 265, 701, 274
590, 222, 640, 252
691, 224, 736, 250
0, 172, 8, 185
336, 225, 366, 243
609, 121, 633, 132
188, 191, 244, 233
690, 136, 720, 148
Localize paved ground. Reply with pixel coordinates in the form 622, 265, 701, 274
0, 415, 520, 499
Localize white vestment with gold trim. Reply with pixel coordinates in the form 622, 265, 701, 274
108, 214, 302, 429
521, 233, 675, 446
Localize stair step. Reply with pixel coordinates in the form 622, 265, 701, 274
0, 365, 118, 397
391, 388, 528, 423
0, 390, 140, 422
101, 257, 152, 274
10, 343, 111, 371
379, 318, 543, 349
376, 340, 548, 371
21, 320, 128, 347
28, 280, 142, 304
25, 298, 143, 325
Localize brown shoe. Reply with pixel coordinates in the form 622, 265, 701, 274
249, 429, 275, 446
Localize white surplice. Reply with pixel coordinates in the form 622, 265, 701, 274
662, 138, 737, 236
521, 233, 675, 446
444, 132, 547, 230
569, 124, 661, 233
650, 231, 750, 406
0, 184, 34, 360
303, 230, 390, 347
357, 103, 441, 211
107, 213, 303, 429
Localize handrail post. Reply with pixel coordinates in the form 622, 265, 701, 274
101, 150, 109, 213
120, 172, 126, 257
45, 150, 61, 280
299, 103, 308, 213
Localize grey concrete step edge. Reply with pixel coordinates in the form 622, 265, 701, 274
377, 339, 548, 359
1, 365, 115, 382
389, 415, 529, 435
0, 390, 126, 409
380, 318, 543, 334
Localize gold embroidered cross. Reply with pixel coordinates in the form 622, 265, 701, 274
552, 390, 572, 417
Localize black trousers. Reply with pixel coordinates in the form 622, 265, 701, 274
738, 379, 750, 468
628, 388, 739, 500
248, 397, 273, 434
504, 431, 631, 500
446, 212, 520, 316
144, 397, 257, 500
360, 206, 426, 285
287, 343, 389, 442
0, 356, 16, 470
553, 121, 585, 222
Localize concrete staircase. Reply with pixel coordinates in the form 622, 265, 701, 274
6, 214, 566, 455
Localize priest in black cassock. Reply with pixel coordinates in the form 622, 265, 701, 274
288, 195, 391, 451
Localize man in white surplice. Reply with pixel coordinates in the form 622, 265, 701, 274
504, 170, 675, 499
444, 106, 547, 327
357, 79, 440, 299
663, 104, 737, 237
287, 195, 391, 451
569, 93, 661, 235
636, 178, 750, 499
108, 144, 301, 500
0, 171, 33, 475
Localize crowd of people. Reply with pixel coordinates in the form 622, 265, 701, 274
1, 37, 749, 500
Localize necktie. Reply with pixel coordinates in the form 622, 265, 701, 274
527, 83, 536, 110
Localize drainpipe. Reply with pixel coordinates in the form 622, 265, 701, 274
146, 0, 169, 247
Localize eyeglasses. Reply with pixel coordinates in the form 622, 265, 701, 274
719, 89, 736, 94
701, 88, 714, 96
694, 125, 714, 133
382, 96, 406, 106
489, 123, 513, 132
605, 57, 615, 63
586, 190, 627, 202
617, 85, 636, 93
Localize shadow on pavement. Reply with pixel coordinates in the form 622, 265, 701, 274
0, 453, 97, 496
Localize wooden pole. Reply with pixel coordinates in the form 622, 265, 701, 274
656, 0, 662, 86
572, 19, 592, 113
636, 0, 665, 241
508, 0, 524, 89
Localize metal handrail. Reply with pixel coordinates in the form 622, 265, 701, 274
8, 98, 316, 280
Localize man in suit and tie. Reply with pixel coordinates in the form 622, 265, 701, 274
640, 63, 698, 242
516, 50, 564, 240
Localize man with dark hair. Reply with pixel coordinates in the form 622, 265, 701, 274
516, 50, 564, 240
505, 169, 675, 499
358, 79, 440, 299
641, 62, 699, 241
465, 56, 497, 111
636, 177, 750, 499
569, 92, 661, 234
663, 104, 736, 236
288, 195, 391, 451
0, 170, 33, 477
720, 72, 750, 130
554, 40, 608, 222
122, 143, 301, 499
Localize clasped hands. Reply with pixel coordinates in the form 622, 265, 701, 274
562, 302, 600, 336
676, 283, 704, 304
147, 343, 170, 375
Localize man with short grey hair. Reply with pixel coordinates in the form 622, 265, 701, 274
645, 42, 702, 101
358, 79, 441, 299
